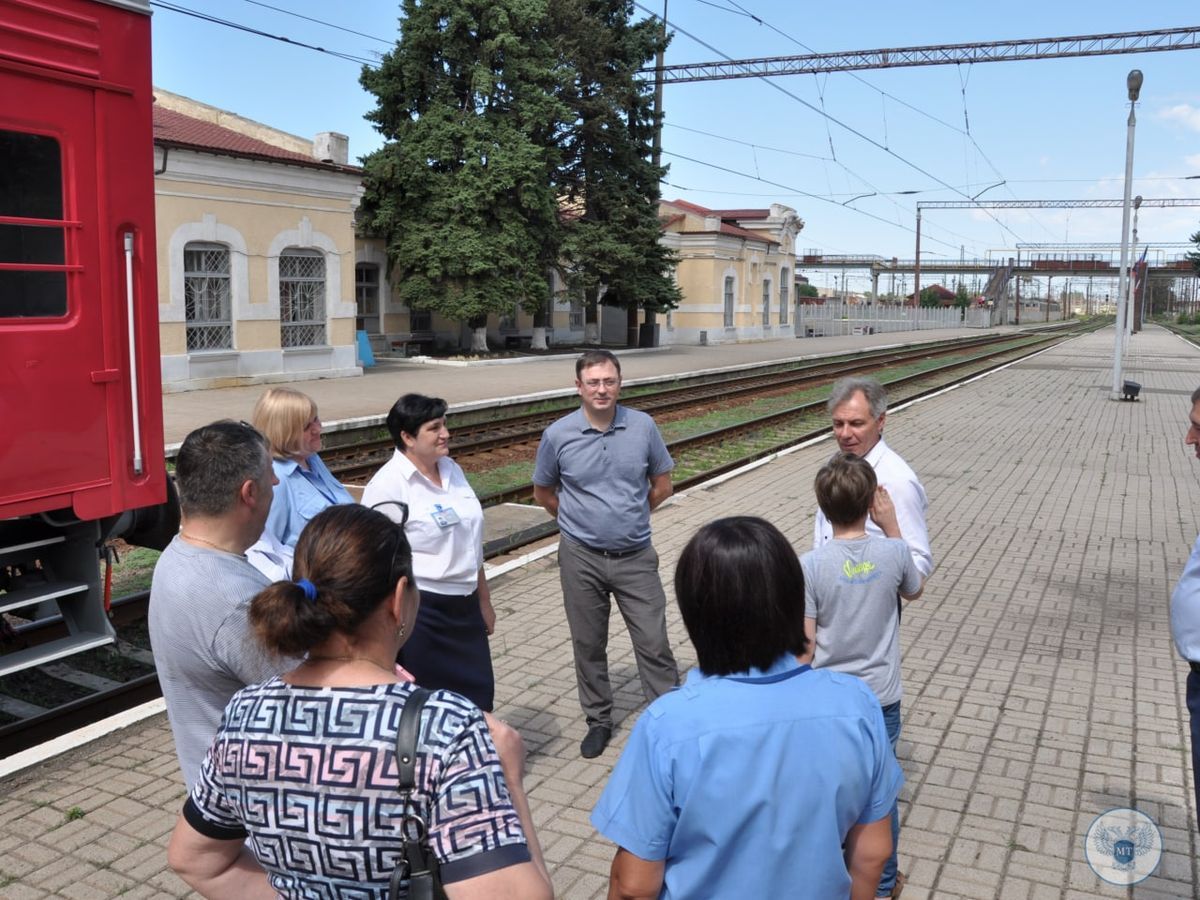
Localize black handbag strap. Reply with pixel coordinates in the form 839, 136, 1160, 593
388, 687, 446, 900
395, 686, 430, 792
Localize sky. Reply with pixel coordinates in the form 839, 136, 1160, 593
150, 1, 1200, 293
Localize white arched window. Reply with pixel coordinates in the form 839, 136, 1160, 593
183, 242, 232, 351
279, 249, 326, 347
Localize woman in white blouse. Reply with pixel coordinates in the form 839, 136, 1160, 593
361, 394, 496, 710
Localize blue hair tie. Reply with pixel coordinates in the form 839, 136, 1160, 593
296, 578, 318, 603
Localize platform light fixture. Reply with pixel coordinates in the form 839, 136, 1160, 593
1111, 69, 1142, 400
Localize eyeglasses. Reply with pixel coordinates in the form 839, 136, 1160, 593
370, 501, 410, 579
581, 378, 619, 390
370, 500, 410, 527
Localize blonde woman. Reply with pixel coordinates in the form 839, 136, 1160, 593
252, 387, 352, 548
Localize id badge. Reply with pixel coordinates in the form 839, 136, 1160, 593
431, 504, 461, 528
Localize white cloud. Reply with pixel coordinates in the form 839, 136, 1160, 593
1156, 104, 1200, 132
1185, 153, 1200, 171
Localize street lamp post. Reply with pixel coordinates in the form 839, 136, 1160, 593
1112, 69, 1142, 399
1126, 194, 1143, 338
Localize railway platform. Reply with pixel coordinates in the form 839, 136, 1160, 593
2, 323, 1197, 899
159, 325, 1021, 444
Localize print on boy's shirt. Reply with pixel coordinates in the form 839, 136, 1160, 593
841, 558, 879, 582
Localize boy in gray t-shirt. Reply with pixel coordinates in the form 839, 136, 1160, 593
801, 451, 924, 703
800, 451, 924, 898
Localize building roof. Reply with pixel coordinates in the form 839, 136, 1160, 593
661, 198, 778, 245
152, 106, 360, 174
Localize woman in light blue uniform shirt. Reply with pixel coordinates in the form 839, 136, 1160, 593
252, 387, 352, 548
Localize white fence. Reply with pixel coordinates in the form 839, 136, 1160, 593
795, 302, 992, 337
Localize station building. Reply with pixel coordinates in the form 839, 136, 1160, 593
149, 92, 808, 389
658, 199, 804, 344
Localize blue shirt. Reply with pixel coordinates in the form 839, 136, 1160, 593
591, 655, 902, 900
533, 406, 673, 551
1172, 532, 1200, 662
264, 454, 354, 547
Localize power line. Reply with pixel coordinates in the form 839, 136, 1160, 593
238, 0, 395, 46
637, 1, 1027, 249
662, 149, 968, 253
150, 1, 379, 67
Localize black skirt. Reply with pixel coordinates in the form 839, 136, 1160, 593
397, 588, 495, 712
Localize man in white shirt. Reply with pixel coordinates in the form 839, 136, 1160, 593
813, 376, 933, 581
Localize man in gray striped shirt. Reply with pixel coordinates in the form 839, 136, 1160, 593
149, 421, 290, 790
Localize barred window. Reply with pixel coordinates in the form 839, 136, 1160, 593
723, 276, 734, 327
410, 309, 432, 332
0, 130, 67, 318
761, 279, 771, 326
280, 250, 325, 347
568, 289, 583, 329
355, 263, 380, 334
184, 243, 232, 351
780, 267, 790, 325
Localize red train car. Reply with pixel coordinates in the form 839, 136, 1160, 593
1, 0, 175, 675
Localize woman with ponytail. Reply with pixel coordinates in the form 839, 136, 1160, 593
166, 504, 553, 900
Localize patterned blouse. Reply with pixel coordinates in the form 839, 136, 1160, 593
183, 677, 530, 898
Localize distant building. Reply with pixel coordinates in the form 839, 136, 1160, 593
658, 200, 803, 343
153, 90, 363, 391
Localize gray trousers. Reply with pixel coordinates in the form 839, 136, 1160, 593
557, 536, 679, 728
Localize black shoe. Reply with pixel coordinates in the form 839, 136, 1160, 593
580, 725, 612, 759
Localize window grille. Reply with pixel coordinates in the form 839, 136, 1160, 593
410, 310, 432, 332
723, 276, 734, 327
355, 263, 380, 334
568, 289, 584, 329
280, 250, 325, 347
184, 243, 232, 351
780, 268, 790, 324
761, 279, 771, 326
0, 130, 67, 318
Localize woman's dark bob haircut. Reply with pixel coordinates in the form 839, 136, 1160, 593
387, 393, 448, 450
674, 516, 808, 676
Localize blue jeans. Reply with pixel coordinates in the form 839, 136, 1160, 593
878, 701, 902, 897
1188, 670, 1200, 827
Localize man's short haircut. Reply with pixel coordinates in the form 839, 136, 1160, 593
387, 393, 448, 449
175, 421, 269, 517
1192, 385, 1200, 405
828, 376, 887, 418
674, 516, 808, 675
252, 387, 317, 461
814, 451, 877, 527
575, 349, 621, 379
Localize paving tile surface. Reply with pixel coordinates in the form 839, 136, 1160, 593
2, 324, 1196, 898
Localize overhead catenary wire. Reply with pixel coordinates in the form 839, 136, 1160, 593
637, 1, 1029, 253
150, 1, 380, 67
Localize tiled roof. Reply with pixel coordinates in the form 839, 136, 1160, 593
152, 107, 360, 174
712, 208, 770, 220
662, 198, 777, 245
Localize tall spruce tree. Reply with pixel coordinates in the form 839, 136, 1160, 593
359, 0, 565, 351
555, 0, 680, 345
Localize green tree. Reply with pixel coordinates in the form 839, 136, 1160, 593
919, 286, 942, 308
796, 283, 819, 298
556, 0, 680, 344
954, 282, 971, 320
359, 0, 566, 351
1189, 223, 1200, 275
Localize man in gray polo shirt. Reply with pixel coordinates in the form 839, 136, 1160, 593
149, 421, 287, 789
534, 350, 679, 758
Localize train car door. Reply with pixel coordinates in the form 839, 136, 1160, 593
0, 70, 110, 514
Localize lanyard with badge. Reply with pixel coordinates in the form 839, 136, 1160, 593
430, 503, 460, 529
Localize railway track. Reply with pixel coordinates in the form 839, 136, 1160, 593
325, 328, 1072, 482
0, 322, 1098, 761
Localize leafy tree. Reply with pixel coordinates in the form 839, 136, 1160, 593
1189, 223, 1200, 275
359, 0, 566, 351
919, 286, 942, 308
796, 283, 819, 298
555, 0, 680, 344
